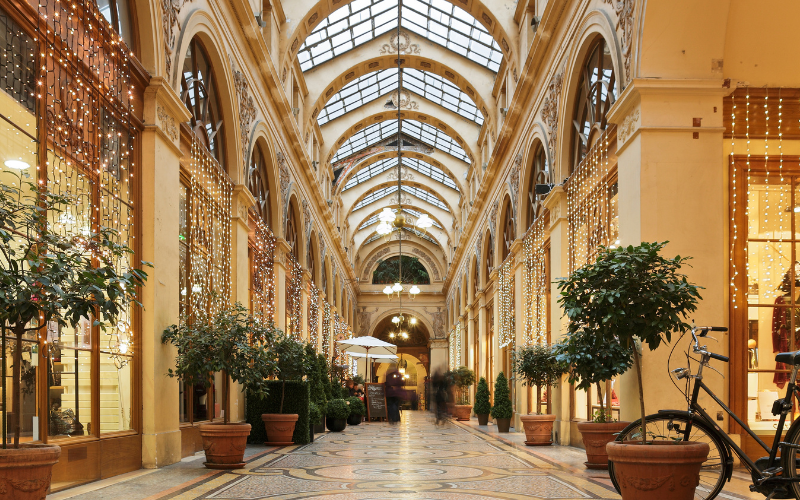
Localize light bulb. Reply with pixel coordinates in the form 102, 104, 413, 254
118, 341, 129, 354
409, 317, 417, 325
392, 316, 400, 324
389, 332, 395, 338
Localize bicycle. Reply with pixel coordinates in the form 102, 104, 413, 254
609, 325, 800, 499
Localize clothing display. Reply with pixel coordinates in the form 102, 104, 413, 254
772, 295, 796, 388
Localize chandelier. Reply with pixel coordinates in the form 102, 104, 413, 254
388, 313, 417, 341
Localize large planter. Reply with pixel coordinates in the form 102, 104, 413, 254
0, 444, 60, 500
577, 421, 629, 469
453, 404, 472, 421
476, 414, 489, 425
261, 414, 299, 446
607, 440, 710, 500
520, 414, 556, 446
199, 422, 251, 469
347, 414, 363, 426
446, 402, 455, 415
326, 417, 347, 432
495, 417, 511, 433
313, 416, 326, 434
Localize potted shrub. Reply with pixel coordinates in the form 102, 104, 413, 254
308, 402, 321, 441
474, 377, 492, 425
554, 329, 632, 466
312, 354, 330, 433
261, 333, 313, 445
513, 343, 565, 446
326, 399, 350, 432
444, 370, 456, 415
452, 366, 476, 421
558, 242, 706, 499
491, 372, 513, 432
162, 303, 278, 469
346, 396, 365, 425
0, 177, 151, 494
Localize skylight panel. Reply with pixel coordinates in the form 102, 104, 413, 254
363, 226, 440, 246
359, 213, 379, 230
352, 185, 398, 212
403, 208, 443, 229
404, 157, 458, 191
401, 185, 449, 211
402, 120, 469, 163
343, 157, 398, 191
332, 121, 399, 163
318, 69, 399, 125
403, 69, 483, 124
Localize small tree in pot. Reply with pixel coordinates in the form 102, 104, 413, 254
473, 377, 492, 425
326, 399, 350, 432
452, 366, 476, 421
558, 242, 705, 499
309, 350, 328, 434
0, 177, 151, 494
513, 343, 565, 446
162, 303, 278, 468
346, 396, 366, 425
261, 333, 313, 445
553, 329, 632, 466
491, 372, 513, 432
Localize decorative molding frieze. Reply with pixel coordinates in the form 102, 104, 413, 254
361, 247, 390, 281
411, 248, 441, 281
156, 104, 178, 142
161, 0, 195, 78
489, 199, 499, 243
379, 31, 420, 55
617, 107, 641, 144
390, 89, 419, 110
507, 154, 522, 223
541, 72, 563, 166
233, 66, 257, 176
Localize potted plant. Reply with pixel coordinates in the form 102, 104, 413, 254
162, 303, 278, 469
312, 353, 330, 433
326, 399, 350, 432
558, 242, 706, 499
452, 366, 476, 421
491, 372, 513, 432
261, 333, 313, 445
0, 177, 150, 494
513, 343, 565, 446
474, 377, 492, 425
346, 396, 365, 425
308, 402, 321, 441
554, 329, 632, 466
444, 370, 456, 415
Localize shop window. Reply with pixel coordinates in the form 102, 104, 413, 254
96, 0, 134, 50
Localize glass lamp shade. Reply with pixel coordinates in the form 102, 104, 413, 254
376, 222, 393, 235
378, 207, 396, 223
409, 285, 420, 298
392, 282, 403, 293
392, 316, 400, 324
416, 214, 433, 230
383, 285, 393, 296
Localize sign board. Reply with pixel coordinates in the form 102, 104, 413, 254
366, 383, 387, 420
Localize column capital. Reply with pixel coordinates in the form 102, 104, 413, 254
543, 186, 567, 230
232, 184, 256, 230
275, 239, 293, 268
429, 339, 448, 349
143, 77, 190, 154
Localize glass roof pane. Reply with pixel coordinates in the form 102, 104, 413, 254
402, 120, 469, 163
401, 185, 449, 211
404, 157, 458, 191
298, 1, 502, 73
363, 226, 440, 247
332, 120, 399, 163
343, 157, 398, 191
318, 69, 399, 126
352, 185, 398, 212
342, 156, 458, 193
403, 208, 443, 228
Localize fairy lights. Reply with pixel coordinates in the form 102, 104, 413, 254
448, 327, 456, 370
523, 216, 548, 345
497, 254, 515, 349
455, 321, 463, 367
308, 282, 319, 350
286, 256, 303, 338
322, 300, 332, 359
730, 92, 738, 307
251, 214, 276, 323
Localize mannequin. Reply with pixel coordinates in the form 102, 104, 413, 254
773, 263, 800, 388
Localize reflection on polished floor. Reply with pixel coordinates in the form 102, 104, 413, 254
51, 411, 761, 499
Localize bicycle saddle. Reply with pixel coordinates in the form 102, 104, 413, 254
775, 351, 800, 365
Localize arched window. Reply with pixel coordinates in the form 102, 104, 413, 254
248, 143, 272, 227
501, 202, 515, 262
285, 204, 299, 261
321, 256, 328, 295
372, 256, 430, 285
570, 38, 616, 172
526, 142, 548, 229
485, 232, 494, 282
307, 236, 316, 286
182, 39, 225, 162
96, 0, 134, 50
473, 257, 480, 300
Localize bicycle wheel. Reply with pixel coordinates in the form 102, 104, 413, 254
781, 419, 800, 498
608, 413, 730, 500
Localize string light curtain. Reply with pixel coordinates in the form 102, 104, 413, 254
448, 328, 456, 370
38, 0, 137, 364
333, 314, 346, 366
523, 216, 548, 345
250, 214, 276, 323
187, 136, 233, 317
454, 322, 463, 367
567, 127, 618, 272
497, 256, 515, 349
308, 282, 319, 350
286, 256, 304, 338
322, 300, 332, 360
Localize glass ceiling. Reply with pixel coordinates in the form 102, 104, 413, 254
363, 226, 440, 247
359, 208, 444, 230
342, 156, 459, 192
352, 183, 450, 212
297, 0, 503, 73
318, 68, 483, 126
332, 119, 469, 164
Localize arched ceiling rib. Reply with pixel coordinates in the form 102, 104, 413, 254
337, 151, 465, 194
347, 181, 454, 216
296, 0, 503, 73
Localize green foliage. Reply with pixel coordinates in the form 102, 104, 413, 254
453, 366, 475, 405
372, 256, 430, 285
351, 374, 365, 386
330, 377, 346, 399
162, 303, 279, 423
308, 401, 322, 425
557, 242, 702, 436
473, 377, 492, 415
318, 354, 332, 402
246, 380, 310, 445
326, 398, 351, 419
0, 175, 151, 446
308, 348, 328, 409
513, 343, 564, 389
346, 396, 366, 416
490, 372, 513, 419
272, 333, 314, 413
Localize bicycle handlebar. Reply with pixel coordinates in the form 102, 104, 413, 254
690, 325, 730, 364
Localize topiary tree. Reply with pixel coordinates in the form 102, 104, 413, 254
307, 346, 327, 411
474, 377, 492, 415
490, 372, 513, 420
318, 354, 332, 403
272, 333, 314, 413
513, 343, 565, 415
346, 396, 366, 416
453, 366, 476, 405
558, 241, 702, 443
326, 399, 351, 420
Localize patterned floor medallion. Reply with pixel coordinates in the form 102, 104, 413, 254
169, 412, 621, 499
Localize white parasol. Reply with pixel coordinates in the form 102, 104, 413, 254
337, 337, 397, 383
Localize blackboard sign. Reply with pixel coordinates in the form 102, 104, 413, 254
366, 383, 387, 420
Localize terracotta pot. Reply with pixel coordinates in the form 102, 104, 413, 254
347, 414, 363, 426
520, 414, 556, 446
453, 404, 472, 421
577, 421, 629, 469
446, 402, 455, 415
607, 440, 710, 500
326, 417, 347, 432
0, 444, 60, 500
261, 414, 299, 446
495, 417, 511, 432
198, 422, 251, 470
476, 414, 489, 425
